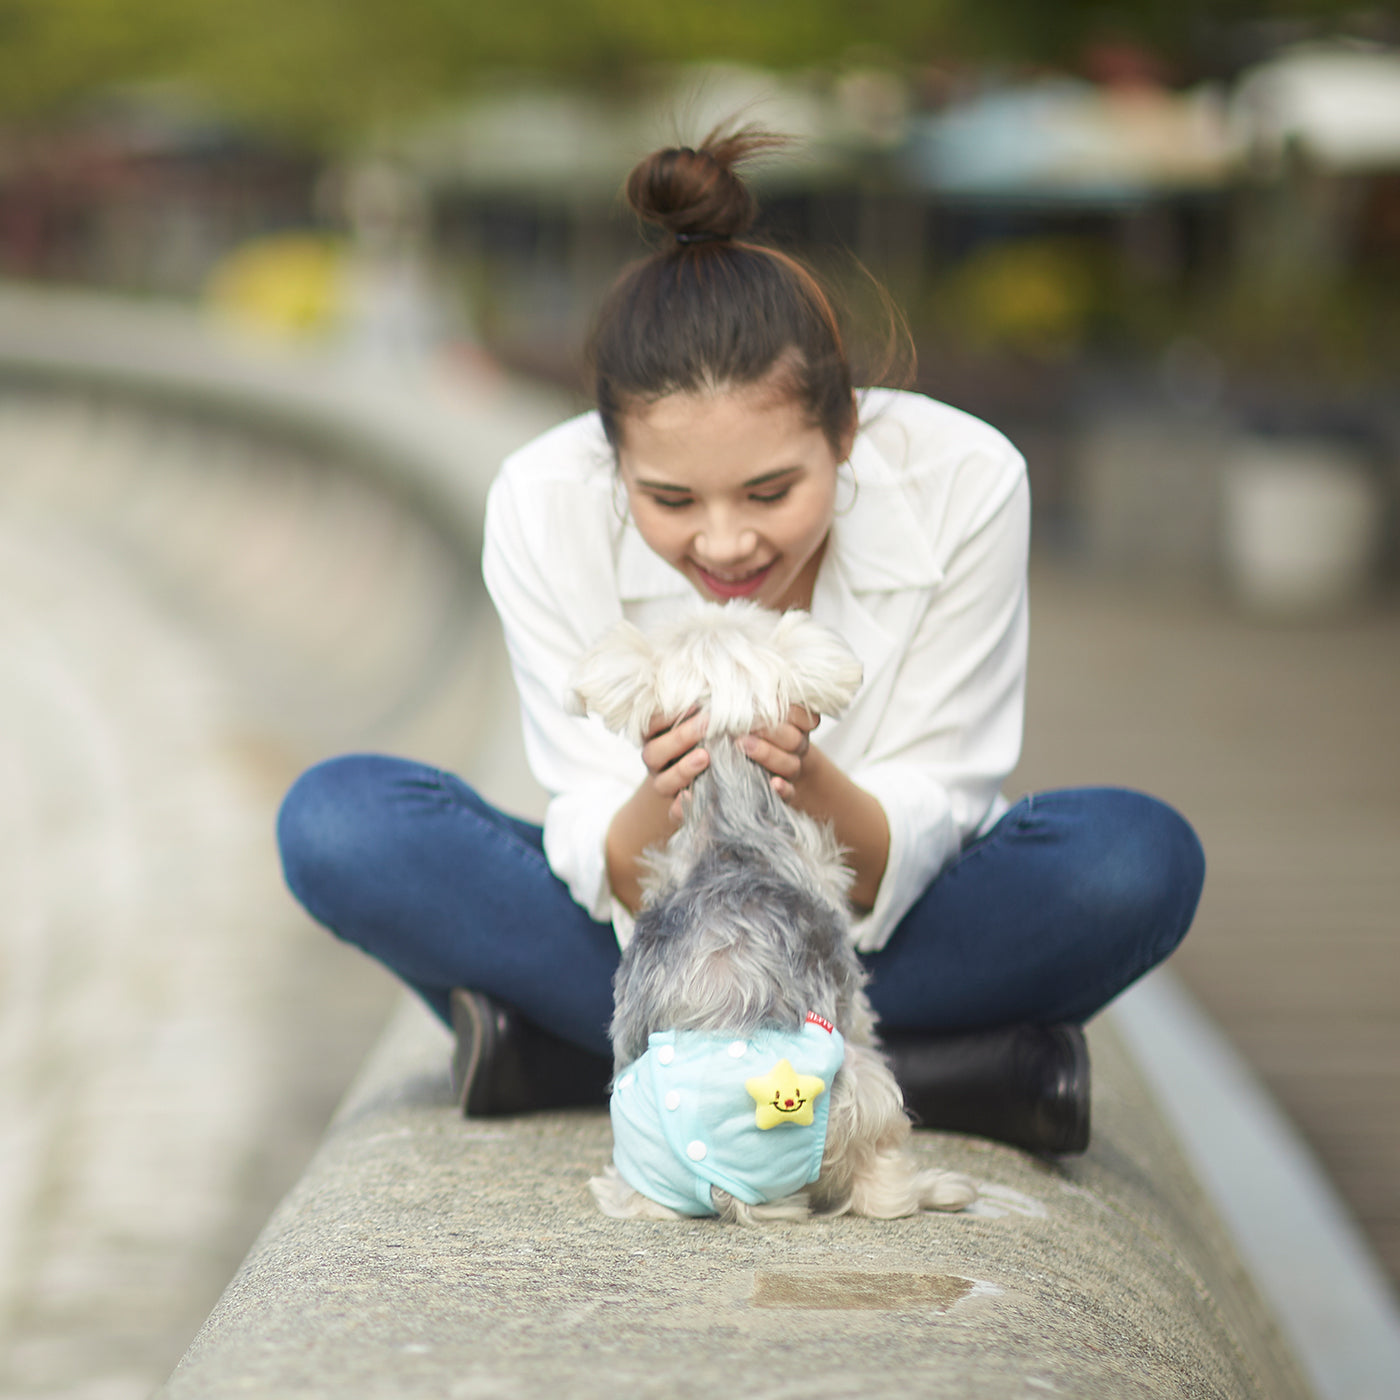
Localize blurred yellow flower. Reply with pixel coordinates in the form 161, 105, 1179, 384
942, 239, 1099, 358
205, 233, 346, 339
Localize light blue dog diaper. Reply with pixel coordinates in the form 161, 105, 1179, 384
609, 1015, 847, 1217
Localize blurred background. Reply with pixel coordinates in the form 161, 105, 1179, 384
1, 1, 1398, 1395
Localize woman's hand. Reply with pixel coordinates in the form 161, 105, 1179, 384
641, 706, 710, 822
607, 706, 710, 910
739, 705, 820, 803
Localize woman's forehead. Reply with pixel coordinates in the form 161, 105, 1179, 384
618, 385, 824, 482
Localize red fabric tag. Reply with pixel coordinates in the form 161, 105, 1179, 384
805, 1012, 835, 1034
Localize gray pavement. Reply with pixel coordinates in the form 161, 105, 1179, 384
1010, 560, 1400, 1290
161, 997, 1313, 1400
0, 378, 557, 1398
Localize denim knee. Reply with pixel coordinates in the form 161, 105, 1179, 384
1078, 789, 1205, 962
276, 753, 395, 929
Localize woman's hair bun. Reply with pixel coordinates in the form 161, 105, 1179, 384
625, 126, 784, 246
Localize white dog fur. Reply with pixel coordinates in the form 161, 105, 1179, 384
570, 600, 976, 1224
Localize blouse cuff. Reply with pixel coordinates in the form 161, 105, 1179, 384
542, 782, 634, 927
845, 764, 959, 953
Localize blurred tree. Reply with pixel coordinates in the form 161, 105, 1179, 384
0, 0, 1375, 145
942, 0, 1366, 71
160, 0, 961, 144
0, 0, 190, 119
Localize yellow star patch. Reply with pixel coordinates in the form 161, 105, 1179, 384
745, 1059, 826, 1130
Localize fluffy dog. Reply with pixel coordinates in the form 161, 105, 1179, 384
569, 601, 976, 1224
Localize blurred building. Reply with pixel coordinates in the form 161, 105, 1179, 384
0, 91, 323, 295
4, 44, 1397, 603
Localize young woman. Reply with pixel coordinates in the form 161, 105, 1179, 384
277, 130, 1205, 1154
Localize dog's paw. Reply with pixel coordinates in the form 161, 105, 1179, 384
588, 1164, 686, 1220
917, 1168, 978, 1212
711, 1186, 811, 1225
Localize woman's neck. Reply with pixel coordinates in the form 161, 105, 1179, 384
774, 534, 829, 613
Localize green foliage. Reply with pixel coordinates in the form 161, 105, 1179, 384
0, 0, 1374, 145
0, 0, 953, 143
0, 0, 191, 120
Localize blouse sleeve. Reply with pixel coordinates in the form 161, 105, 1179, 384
844, 455, 1030, 953
480, 451, 643, 926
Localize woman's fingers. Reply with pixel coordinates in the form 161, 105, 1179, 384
641, 708, 708, 803
655, 745, 708, 798
642, 708, 707, 775
741, 709, 816, 774
741, 733, 802, 779
643, 704, 698, 743
642, 704, 821, 801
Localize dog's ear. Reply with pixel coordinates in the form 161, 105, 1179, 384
769, 610, 864, 718
569, 621, 660, 744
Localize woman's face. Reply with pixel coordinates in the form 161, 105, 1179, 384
616, 378, 852, 613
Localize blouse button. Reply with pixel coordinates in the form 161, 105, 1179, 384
686, 1140, 707, 1161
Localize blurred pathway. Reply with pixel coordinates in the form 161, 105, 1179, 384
0, 386, 547, 1399
1012, 561, 1400, 1290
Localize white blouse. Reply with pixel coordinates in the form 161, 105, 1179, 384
481, 387, 1030, 953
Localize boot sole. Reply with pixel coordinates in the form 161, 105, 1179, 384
1043, 1023, 1091, 1154
449, 988, 493, 1116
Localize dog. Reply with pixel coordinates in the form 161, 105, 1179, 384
569, 600, 977, 1224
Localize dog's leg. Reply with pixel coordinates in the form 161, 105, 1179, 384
588, 1164, 690, 1221
812, 1045, 977, 1219
588, 1168, 817, 1224
711, 1188, 811, 1225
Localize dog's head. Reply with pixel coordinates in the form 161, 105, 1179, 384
569, 601, 863, 744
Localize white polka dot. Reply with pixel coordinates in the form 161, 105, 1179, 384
665, 1090, 681, 1111
727, 1041, 748, 1058
686, 1140, 707, 1161
657, 1045, 675, 1065
616, 1073, 634, 1091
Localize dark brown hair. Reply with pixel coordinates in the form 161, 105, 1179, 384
587, 126, 861, 457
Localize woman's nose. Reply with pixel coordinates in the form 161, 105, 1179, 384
695, 514, 759, 564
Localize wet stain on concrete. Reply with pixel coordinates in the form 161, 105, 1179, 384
751, 1271, 974, 1310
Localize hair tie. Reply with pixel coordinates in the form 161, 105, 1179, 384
674, 230, 729, 245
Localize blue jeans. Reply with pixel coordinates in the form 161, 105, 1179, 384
277, 755, 1205, 1058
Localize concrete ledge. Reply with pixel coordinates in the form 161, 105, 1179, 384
1115, 975, 1400, 1400
0, 280, 573, 554
3, 283, 1351, 1397
160, 995, 1314, 1400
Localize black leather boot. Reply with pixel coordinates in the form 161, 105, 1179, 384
881, 1023, 1091, 1155
449, 988, 614, 1117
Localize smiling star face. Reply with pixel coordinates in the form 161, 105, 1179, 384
745, 1059, 827, 1130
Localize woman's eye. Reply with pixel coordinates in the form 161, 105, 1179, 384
751, 487, 791, 504
650, 495, 693, 510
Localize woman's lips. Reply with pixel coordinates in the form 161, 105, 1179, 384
692, 560, 776, 599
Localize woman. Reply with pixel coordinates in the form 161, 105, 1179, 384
277, 129, 1205, 1154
